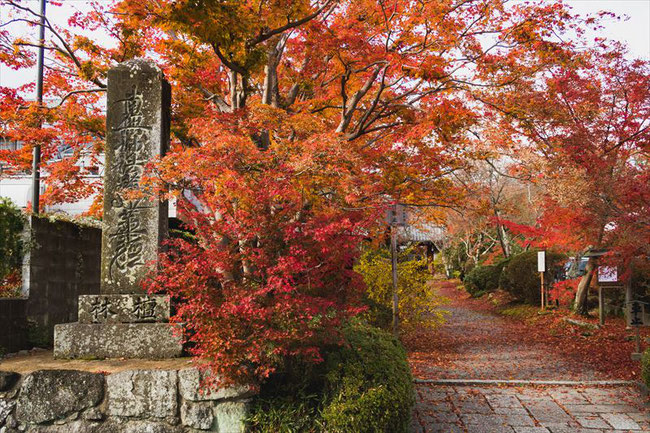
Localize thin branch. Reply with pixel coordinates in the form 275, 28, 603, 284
48, 88, 106, 109
246, 0, 335, 47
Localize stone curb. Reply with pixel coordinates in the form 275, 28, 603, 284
414, 378, 639, 387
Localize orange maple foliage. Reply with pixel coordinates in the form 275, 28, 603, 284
1, 0, 637, 382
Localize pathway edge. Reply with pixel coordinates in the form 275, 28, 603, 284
414, 378, 639, 387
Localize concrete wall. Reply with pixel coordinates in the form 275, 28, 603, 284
0, 300, 27, 354
23, 216, 102, 344
0, 216, 102, 352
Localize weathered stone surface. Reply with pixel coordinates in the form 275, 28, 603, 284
214, 401, 248, 433
180, 401, 213, 430
116, 420, 183, 433
15, 370, 103, 424
53, 323, 183, 359
106, 370, 178, 418
0, 399, 15, 426
101, 58, 170, 295
0, 373, 19, 393
178, 369, 253, 402
30, 420, 183, 433
82, 407, 104, 421
78, 295, 170, 323
4, 414, 17, 428
29, 421, 102, 433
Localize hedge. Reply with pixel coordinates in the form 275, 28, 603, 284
499, 250, 566, 305
247, 320, 415, 433
463, 259, 509, 297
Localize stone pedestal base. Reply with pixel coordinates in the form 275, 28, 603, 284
53, 323, 183, 359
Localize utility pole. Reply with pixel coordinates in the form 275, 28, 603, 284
31, 0, 47, 214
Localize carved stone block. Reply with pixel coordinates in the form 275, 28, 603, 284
53, 323, 183, 359
78, 294, 170, 323
101, 59, 170, 294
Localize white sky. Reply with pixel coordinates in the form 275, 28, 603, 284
0, 0, 649, 90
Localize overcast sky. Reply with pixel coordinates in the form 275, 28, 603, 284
1, 0, 649, 89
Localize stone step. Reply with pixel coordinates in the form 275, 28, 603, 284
78, 294, 170, 323
53, 323, 183, 359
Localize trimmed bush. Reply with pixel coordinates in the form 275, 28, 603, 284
321, 321, 414, 432
643, 348, 650, 389
463, 259, 509, 297
247, 320, 415, 433
499, 250, 566, 305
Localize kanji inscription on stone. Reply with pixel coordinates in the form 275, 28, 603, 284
101, 59, 170, 294
78, 294, 170, 323
628, 301, 646, 327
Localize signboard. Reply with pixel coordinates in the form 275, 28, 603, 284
627, 301, 647, 327
598, 266, 618, 283
537, 251, 545, 273
385, 204, 407, 227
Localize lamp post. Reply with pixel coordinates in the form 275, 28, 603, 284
31, 0, 46, 214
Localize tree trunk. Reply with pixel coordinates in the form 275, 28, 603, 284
574, 256, 596, 315
493, 208, 510, 258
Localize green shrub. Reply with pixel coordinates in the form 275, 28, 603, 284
247, 320, 415, 433
642, 348, 650, 389
463, 259, 508, 297
0, 198, 24, 297
321, 321, 414, 433
499, 250, 566, 305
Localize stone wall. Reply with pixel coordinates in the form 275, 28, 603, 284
23, 216, 101, 345
0, 300, 27, 354
0, 368, 251, 433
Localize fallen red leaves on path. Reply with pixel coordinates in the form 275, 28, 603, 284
405, 279, 649, 381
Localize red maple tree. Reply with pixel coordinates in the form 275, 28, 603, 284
1, 0, 615, 380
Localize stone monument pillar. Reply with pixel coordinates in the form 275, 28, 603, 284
102, 59, 169, 293
53, 59, 182, 359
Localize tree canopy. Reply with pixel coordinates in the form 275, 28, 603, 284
1, 0, 648, 379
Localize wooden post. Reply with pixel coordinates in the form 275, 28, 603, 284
540, 271, 545, 310
538, 251, 546, 310
598, 284, 604, 326
391, 224, 399, 336
625, 280, 633, 330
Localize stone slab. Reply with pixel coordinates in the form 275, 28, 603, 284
213, 401, 248, 433
15, 370, 104, 424
53, 323, 182, 359
415, 384, 650, 433
180, 401, 214, 430
78, 294, 170, 323
101, 59, 170, 294
106, 370, 177, 418
178, 368, 254, 402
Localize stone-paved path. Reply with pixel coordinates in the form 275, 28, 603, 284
410, 281, 650, 433
412, 384, 650, 432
